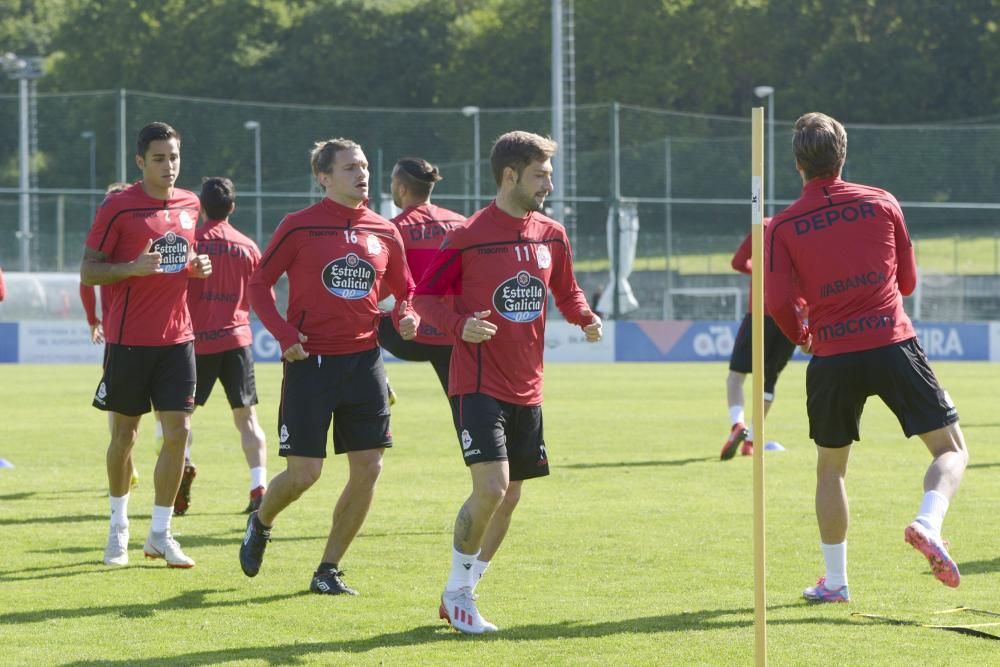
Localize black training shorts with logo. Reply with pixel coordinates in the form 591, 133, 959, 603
377, 314, 451, 393
195, 345, 258, 409
93, 342, 196, 416
806, 337, 959, 447
276, 346, 392, 458
728, 313, 796, 397
449, 392, 549, 481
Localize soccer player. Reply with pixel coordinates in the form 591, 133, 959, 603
378, 157, 466, 392
765, 112, 968, 603
414, 131, 602, 634
81, 121, 212, 568
720, 219, 802, 459
184, 176, 268, 515
81, 182, 143, 490
240, 138, 417, 595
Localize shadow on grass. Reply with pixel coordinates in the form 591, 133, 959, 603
967, 462, 1000, 470
0, 491, 36, 501
563, 457, 713, 470
958, 555, 1000, 576
61, 604, 860, 666
0, 513, 108, 527
0, 588, 307, 625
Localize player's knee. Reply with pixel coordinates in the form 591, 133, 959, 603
352, 456, 383, 487
289, 462, 322, 490
501, 483, 522, 509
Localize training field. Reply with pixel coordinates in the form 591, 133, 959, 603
2, 361, 998, 665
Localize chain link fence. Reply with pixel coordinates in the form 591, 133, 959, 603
1, 91, 998, 320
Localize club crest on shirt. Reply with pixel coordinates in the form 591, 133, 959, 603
536, 244, 551, 269
152, 231, 190, 273
322, 252, 376, 299
492, 270, 546, 323
366, 234, 382, 256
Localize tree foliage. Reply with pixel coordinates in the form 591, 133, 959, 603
0, 0, 993, 123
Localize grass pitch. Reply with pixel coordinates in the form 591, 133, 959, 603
2, 361, 998, 665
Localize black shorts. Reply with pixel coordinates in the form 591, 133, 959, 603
378, 314, 451, 392
449, 393, 549, 482
93, 342, 196, 416
277, 347, 392, 458
806, 337, 959, 448
195, 345, 258, 409
729, 314, 796, 398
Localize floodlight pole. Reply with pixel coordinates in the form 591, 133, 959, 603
3, 53, 44, 271
81, 130, 97, 216
244, 120, 263, 244
462, 106, 481, 209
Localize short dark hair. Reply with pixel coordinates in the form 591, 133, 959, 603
792, 112, 847, 180
393, 157, 442, 200
199, 177, 236, 220
136, 122, 180, 158
490, 131, 557, 186
310, 138, 362, 177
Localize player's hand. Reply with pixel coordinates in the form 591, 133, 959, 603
90, 323, 105, 345
799, 332, 813, 355
130, 239, 162, 276
282, 333, 309, 362
190, 253, 212, 278
397, 300, 418, 341
582, 310, 603, 343
462, 310, 497, 344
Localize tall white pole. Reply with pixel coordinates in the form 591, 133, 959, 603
551, 0, 565, 220
18, 77, 30, 271
254, 126, 262, 243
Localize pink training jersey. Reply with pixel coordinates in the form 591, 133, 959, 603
188, 218, 261, 355
84, 182, 201, 346
390, 202, 466, 345
414, 202, 593, 405
765, 176, 917, 356
249, 197, 414, 357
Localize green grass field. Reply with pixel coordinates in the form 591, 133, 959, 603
2, 361, 999, 665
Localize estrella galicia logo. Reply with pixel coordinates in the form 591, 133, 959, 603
493, 270, 546, 322
152, 231, 190, 273
322, 252, 375, 299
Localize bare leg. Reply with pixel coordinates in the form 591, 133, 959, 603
918, 422, 968, 500
107, 413, 141, 497
320, 448, 384, 565
232, 405, 267, 469
478, 480, 522, 562
815, 444, 851, 544
154, 411, 191, 507
257, 455, 323, 526
454, 461, 509, 554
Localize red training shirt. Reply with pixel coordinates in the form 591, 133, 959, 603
249, 197, 414, 357
188, 218, 261, 355
84, 182, 201, 346
732, 218, 806, 318
765, 176, 916, 355
389, 202, 466, 345
414, 202, 593, 405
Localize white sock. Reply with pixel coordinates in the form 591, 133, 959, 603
729, 405, 745, 426
915, 490, 949, 536
821, 541, 848, 588
746, 425, 754, 442
446, 547, 478, 591
471, 558, 490, 592
150, 504, 173, 533
109, 494, 130, 527
250, 466, 267, 490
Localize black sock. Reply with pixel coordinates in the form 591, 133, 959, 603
317, 561, 338, 574
253, 514, 271, 532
